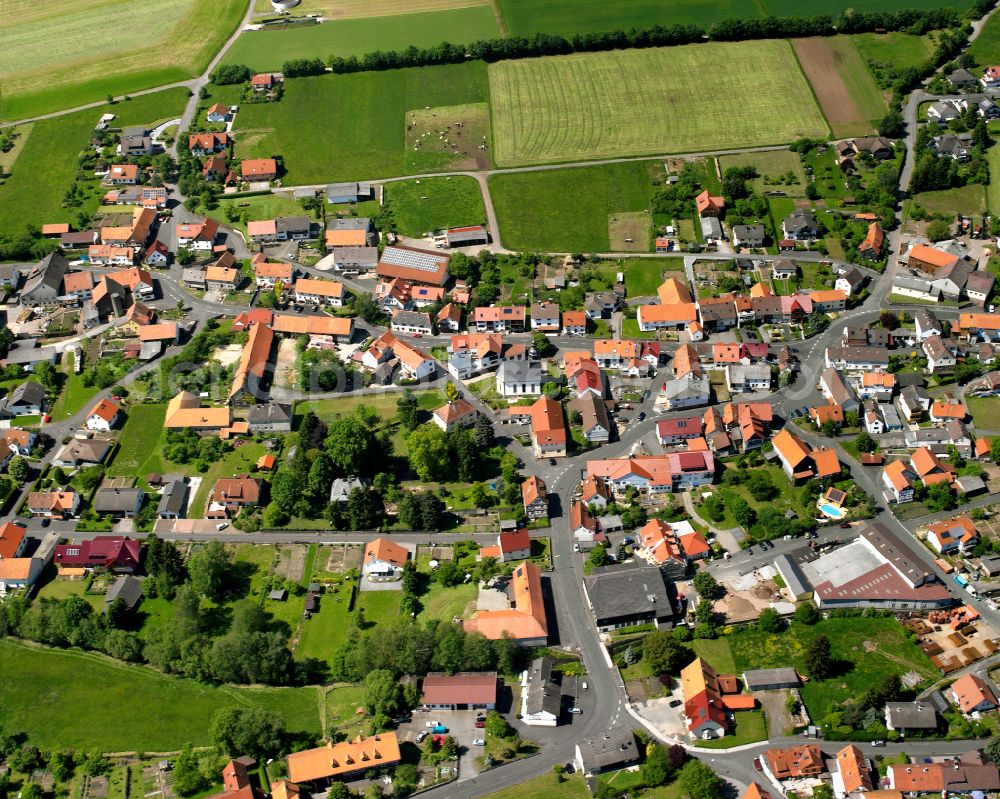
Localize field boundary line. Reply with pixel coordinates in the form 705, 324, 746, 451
788, 37, 834, 141
489, 0, 510, 37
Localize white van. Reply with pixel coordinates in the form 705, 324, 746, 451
216, 522, 228, 531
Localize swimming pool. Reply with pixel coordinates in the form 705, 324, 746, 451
818, 503, 845, 519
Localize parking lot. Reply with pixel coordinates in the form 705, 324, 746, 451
397, 708, 485, 779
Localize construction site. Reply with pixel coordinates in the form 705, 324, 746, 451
904, 605, 1000, 674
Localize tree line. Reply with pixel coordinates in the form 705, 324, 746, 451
307, 8, 966, 75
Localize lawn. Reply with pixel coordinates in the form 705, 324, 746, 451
325, 684, 367, 733
189, 443, 269, 518
911, 185, 987, 217
689, 637, 737, 674
357, 590, 403, 627
696, 463, 814, 534
970, 10, 1000, 67
0, 1, 245, 122
853, 31, 935, 73
385, 176, 486, 237
697, 710, 767, 748
296, 585, 357, 665
230, 62, 488, 184
416, 581, 477, 624
106, 404, 169, 478
988, 141, 1000, 216
792, 36, 886, 138
295, 390, 445, 424
479, 772, 590, 799
224, 7, 499, 71
717, 150, 808, 197
619, 257, 685, 298
216, 193, 316, 236
49, 352, 101, 421
0, 89, 190, 232
0, 639, 321, 751
726, 618, 938, 722
968, 396, 1000, 430
489, 161, 659, 251
488, 41, 829, 167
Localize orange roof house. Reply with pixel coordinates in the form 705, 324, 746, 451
164, 391, 232, 430
930, 401, 966, 421
750, 282, 772, 298
0, 522, 27, 560
464, 562, 548, 645
657, 277, 693, 305
696, 190, 724, 217
772, 427, 812, 475
325, 228, 369, 248
240, 158, 278, 180
741, 784, 773, 799
911, 446, 955, 485
529, 396, 566, 458
859, 221, 885, 256
764, 745, 824, 779
287, 734, 401, 783
363, 537, 410, 576
680, 658, 728, 738
907, 244, 959, 272
951, 673, 998, 713
837, 745, 874, 793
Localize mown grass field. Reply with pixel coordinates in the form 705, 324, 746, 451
106, 404, 169, 478
0, 89, 189, 232
225, 7, 499, 70
489, 161, 659, 251
0, 639, 321, 751
911, 184, 987, 217
989, 141, 1000, 216
766, 0, 971, 13
480, 772, 591, 799
252, 0, 489, 17
970, 10, 1000, 67
853, 31, 935, 73
385, 176, 486, 236
968, 396, 1000, 430
232, 62, 488, 183
717, 149, 808, 196
0, 0, 245, 121
792, 36, 886, 138
488, 41, 829, 167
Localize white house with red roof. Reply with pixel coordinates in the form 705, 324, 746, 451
86, 398, 122, 431
481, 529, 531, 563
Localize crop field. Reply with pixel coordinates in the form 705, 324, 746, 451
853, 32, 935, 74
489, 161, 659, 251
792, 37, 886, 138
0, 0, 245, 122
252, 0, 489, 18
405, 103, 492, 172
225, 7, 499, 71
232, 62, 488, 183
0, 639, 321, 751
385, 176, 486, 237
488, 42, 829, 167
0, 89, 189, 233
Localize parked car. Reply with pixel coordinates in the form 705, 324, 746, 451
669, 699, 682, 708
415, 731, 428, 743
623, 536, 634, 545
568, 707, 582, 714
472, 739, 485, 746
425, 721, 441, 728
432, 724, 448, 734
753, 758, 762, 771
872, 740, 886, 747
474, 720, 486, 729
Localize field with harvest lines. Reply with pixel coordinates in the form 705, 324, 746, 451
487, 40, 830, 167
0, 0, 245, 121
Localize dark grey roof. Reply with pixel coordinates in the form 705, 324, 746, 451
733, 224, 765, 238
497, 359, 542, 384
104, 575, 143, 609
93, 487, 144, 514
582, 563, 673, 624
577, 731, 638, 773
157, 479, 187, 516
22, 252, 69, 297
246, 402, 291, 424
54, 437, 113, 465
783, 210, 817, 232
327, 217, 372, 231
885, 701, 937, 729
523, 656, 562, 718
392, 310, 433, 329
742, 667, 800, 690
773, 554, 811, 598
949, 68, 977, 84
275, 216, 311, 234
8, 380, 46, 408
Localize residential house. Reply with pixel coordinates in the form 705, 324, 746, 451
85, 398, 122, 431
480, 529, 531, 563
376, 245, 449, 287
966, 271, 995, 307
496, 360, 543, 397
530, 302, 560, 333
857, 223, 885, 260
240, 158, 277, 183
884, 702, 938, 735
782, 210, 819, 241
520, 656, 561, 727
522, 476, 548, 520
19, 252, 69, 306
725, 363, 771, 394
696, 190, 724, 217
585, 452, 716, 495
28, 491, 80, 519
103, 164, 139, 186
206, 476, 262, 518
762, 745, 824, 782
733, 224, 766, 248
0, 381, 46, 419
680, 658, 728, 739
473, 305, 526, 333
363, 537, 410, 581
914, 309, 943, 340
361, 331, 437, 382
175, 218, 219, 251
254, 258, 293, 288
287, 735, 401, 785
574, 731, 639, 778
930, 400, 966, 423
188, 132, 229, 156
824, 346, 890, 372
835, 745, 874, 797
951, 673, 998, 714
857, 372, 895, 402
205, 253, 242, 294
585, 292, 622, 320
93, 487, 144, 518
54, 536, 139, 570
926, 516, 979, 554
582, 563, 674, 633
773, 259, 797, 280
656, 415, 703, 446
899, 385, 932, 422
431, 398, 478, 433
530, 396, 567, 459
163, 391, 232, 433
562, 310, 586, 335
569, 392, 611, 443
772, 428, 841, 482
463, 562, 548, 646
294, 278, 346, 307
820, 367, 860, 413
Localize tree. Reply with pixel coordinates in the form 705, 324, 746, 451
678, 759, 723, 799
854, 431, 877, 454
172, 745, 208, 796
924, 481, 957, 512
407, 426, 452, 481
484, 711, 510, 738
326, 413, 379, 476
444, 382, 459, 403
474, 413, 495, 448
346, 488, 383, 530
210, 707, 285, 760
396, 390, 419, 431
926, 219, 951, 242
187, 540, 230, 600
804, 634, 833, 680
7, 456, 28, 483
364, 669, 402, 717
589, 542, 609, 567
746, 472, 778, 501
794, 602, 820, 625
641, 744, 673, 787
984, 736, 1000, 766
877, 109, 905, 138
211, 64, 251, 84
757, 607, 783, 633
692, 570, 719, 600
642, 630, 694, 674
20, 785, 42, 799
